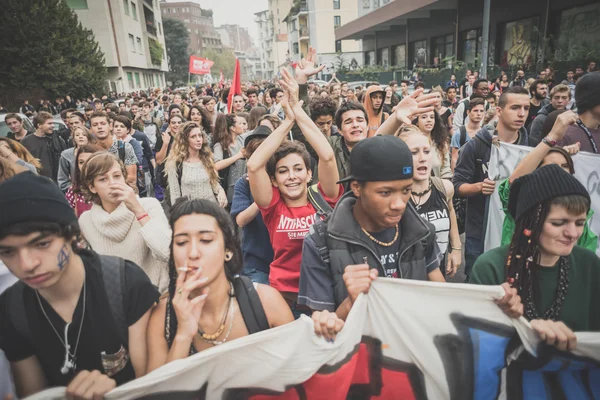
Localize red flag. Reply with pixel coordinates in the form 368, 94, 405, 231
219, 69, 224, 88
227, 58, 242, 113
189, 56, 214, 75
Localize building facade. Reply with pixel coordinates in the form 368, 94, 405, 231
285, 0, 362, 75
159, 1, 223, 56
268, 0, 293, 76
337, 0, 600, 75
216, 24, 254, 53
67, 0, 168, 93
254, 10, 273, 79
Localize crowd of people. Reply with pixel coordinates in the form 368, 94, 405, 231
0, 49, 599, 398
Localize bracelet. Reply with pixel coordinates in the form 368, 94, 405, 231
136, 213, 149, 221
451, 247, 462, 251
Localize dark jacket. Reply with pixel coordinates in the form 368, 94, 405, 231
453, 127, 530, 247
529, 103, 555, 144
298, 192, 440, 311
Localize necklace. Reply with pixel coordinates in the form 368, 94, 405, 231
411, 180, 432, 210
35, 275, 87, 375
197, 282, 233, 342
523, 256, 570, 321
361, 225, 399, 247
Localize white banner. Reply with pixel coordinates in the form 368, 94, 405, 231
28, 279, 600, 400
486, 143, 600, 256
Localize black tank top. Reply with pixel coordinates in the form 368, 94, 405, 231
411, 185, 450, 254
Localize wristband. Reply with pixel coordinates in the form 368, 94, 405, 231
542, 137, 556, 147
136, 213, 149, 221
451, 247, 462, 251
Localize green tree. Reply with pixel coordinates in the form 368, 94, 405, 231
202, 48, 236, 80
0, 0, 106, 106
163, 18, 190, 86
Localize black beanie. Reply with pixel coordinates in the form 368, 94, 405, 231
0, 172, 77, 230
575, 72, 600, 114
508, 164, 590, 221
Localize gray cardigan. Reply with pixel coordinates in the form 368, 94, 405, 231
57, 147, 76, 192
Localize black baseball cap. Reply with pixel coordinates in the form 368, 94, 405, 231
244, 125, 272, 147
338, 135, 414, 184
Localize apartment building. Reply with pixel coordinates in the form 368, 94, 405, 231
159, 1, 223, 56
285, 0, 362, 75
268, 0, 293, 75
67, 0, 168, 93
254, 10, 273, 79
216, 24, 253, 52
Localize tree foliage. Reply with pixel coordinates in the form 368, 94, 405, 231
0, 0, 107, 102
149, 39, 164, 67
202, 48, 237, 80
163, 18, 191, 86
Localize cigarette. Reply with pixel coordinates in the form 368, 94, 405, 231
177, 267, 189, 272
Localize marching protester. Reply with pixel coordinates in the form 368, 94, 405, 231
450, 98, 486, 169
21, 111, 67, 181
525, 80, 549, 131
309, 97, 338, 137
472, 164, 600, 347
363, 85, 388, 137
213, 114, 249, 205
498, 110, 597, 251
164, 121, 227, 207
247, 69, 343, 317
57, 125, 96, 192
4, 113, 32, 142
453, 87, 534, 281
557, 72, 600, 154
230, 126, 275, 285
0, 172, 159, 398
412, 110, 452, 179
78, 152, 170, 293
529, 84, 571, 145
452, 79, 489, 131
65, 144, 100, 217
399, 126, 462, 277
145, 198, 343, 372
0, 137, 41, 174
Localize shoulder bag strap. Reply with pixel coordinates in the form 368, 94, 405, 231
233, 275, 270, 334
99, 255, 129, 347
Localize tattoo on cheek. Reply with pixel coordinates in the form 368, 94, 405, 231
57, 245, 70, 271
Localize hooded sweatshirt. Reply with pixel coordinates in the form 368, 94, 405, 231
452, 127, 530, 250
529, 103, 556, 144
363, 85, 389, 137
79, 197, 171, 293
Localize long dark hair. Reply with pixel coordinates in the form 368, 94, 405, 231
73, 144, 102, 194
165, 198, 243, 346
213, 113, 233, 149
189, 105, 212, 136
413, 110, 449, 160
506, 195, 590, 298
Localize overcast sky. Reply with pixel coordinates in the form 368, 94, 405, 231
164, 0, 268, 43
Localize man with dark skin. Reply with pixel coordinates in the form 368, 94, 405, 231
453, 79, 489, 130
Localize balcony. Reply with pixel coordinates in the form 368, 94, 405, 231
299, 26, 309, 41
143, 6, 157, 36
143, 0, 153, 8
297, 1, 308, 16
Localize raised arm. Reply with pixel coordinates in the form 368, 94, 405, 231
280, 68, 339, 198
509, 110, 578, 184
247, 103, 295, 208
375, 89, 437, 136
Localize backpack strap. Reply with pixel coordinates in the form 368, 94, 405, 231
7, 283, 32, 345
232, 275, 270, 334
309, 220, 331, 266
462, 99, 470, 122
117, 140, 126, 163
98, 255, 129, 347
459, 125, 467, 147
430, 177, 447, 199
307, 184, 333, 220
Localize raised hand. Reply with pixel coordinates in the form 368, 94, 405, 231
280, 68, 300, 107
546, 110, 578, 143
295, 47, 325, 84
394, 89, 438, 125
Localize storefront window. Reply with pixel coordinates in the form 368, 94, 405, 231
556, 3, 600, 61
378, 48, 389, 67
500, 17, 539, 67
392, 44, 406, 68
432, 34, 454, 67
365, 50, 375, 66
461, 29, 481, 67
411, 40, 427, 68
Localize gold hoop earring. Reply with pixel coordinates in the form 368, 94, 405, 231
225, 251, 233, 262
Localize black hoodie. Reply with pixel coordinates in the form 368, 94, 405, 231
452, 127, 530, 248
529, 103, 555, 144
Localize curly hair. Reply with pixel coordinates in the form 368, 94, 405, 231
165, 121, 219, 188
412, 110, 449, 162
309, 97, 337, 121
0, 137, 42, 171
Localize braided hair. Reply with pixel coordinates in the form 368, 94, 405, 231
165, 198, 243, 348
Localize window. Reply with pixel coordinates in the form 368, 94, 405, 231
128, 34, 135, 52
432, 34, 454, 66
158, 22, 162, 35
461, 29, 481, 67
293, 42, 299, 54
391, 44, 406, 68
333, 16, 341, 27
123, 0, 129, 15
411, 39, 427, 67
335, 40, 342, 52
363, 0, 370, 8
131, 2, 137, 19
377, 47, 389, 67
65, 0, 88, 9
333, 0, 340, 9
557, 4, 600, 61
365, 50, 375, 66
136, 37, 142, 53
135, 72, 141, 88
127, 72, 134, 89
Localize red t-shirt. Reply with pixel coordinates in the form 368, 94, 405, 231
260, 183, 342, 293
